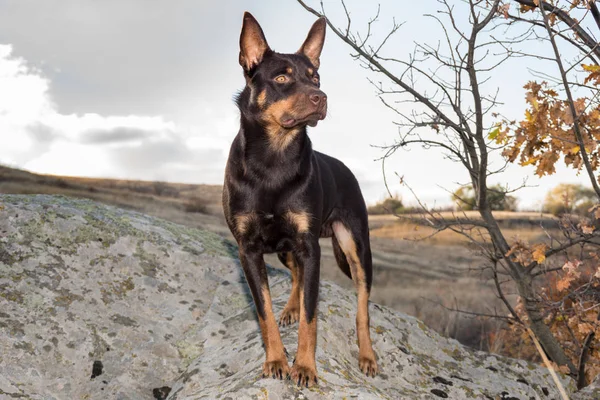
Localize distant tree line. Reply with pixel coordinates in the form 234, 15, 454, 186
369, 183, 594, 216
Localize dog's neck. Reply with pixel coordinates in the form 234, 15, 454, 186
235, 114, 312, 188
241, 113, 311, 161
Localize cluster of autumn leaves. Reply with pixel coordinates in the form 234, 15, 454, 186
497, 79, 600, 180
494, 247, 600, 383
494, 2, 600, 182
493, 63, 600, 380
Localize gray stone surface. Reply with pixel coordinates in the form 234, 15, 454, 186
0, 194, 593, 399
0, 194, 236, 400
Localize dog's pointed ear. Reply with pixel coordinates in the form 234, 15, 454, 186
297, 17, 326, 68
239, 12, 270, 72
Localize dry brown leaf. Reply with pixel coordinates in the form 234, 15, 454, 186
578, 322, 595, 335
499, 3, 511, 19
581, 224, 595, 234
556, 275, 574, 292
532, 243, 548, 264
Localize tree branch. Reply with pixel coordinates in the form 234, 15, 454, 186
512, 0, 600, 59
538, 3, 600, 200
589, 0, 600, 33
296, 0, 479, 158
577, 308, 600, 389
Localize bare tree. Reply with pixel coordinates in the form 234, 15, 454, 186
297, 0, 600, 386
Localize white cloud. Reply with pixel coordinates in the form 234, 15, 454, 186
0, 45, 52, 124
25, 142, 111, 177
0, 44, 227, 183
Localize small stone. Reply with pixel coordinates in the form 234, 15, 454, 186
90, 360, 103, 379
430, 388, 449, 398
152, 386, 171, 400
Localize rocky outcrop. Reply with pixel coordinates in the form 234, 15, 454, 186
0, 195, 597, 399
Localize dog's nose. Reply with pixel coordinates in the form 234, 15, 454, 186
309, 92, 327, 106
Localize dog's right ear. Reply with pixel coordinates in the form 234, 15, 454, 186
239, 12, 270, 72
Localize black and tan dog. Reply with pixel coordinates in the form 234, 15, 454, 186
223, 12, 378, 387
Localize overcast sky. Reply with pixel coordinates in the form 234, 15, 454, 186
0, 0, 592, 209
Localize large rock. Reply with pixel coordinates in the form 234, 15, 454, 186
0, 194, 596, 399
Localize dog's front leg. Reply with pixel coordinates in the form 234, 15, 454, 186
291, 239, 321, 387
239, 248, 289, 379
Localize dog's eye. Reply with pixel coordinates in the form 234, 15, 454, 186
312, 76, 320, 84
274, 75, 288, 83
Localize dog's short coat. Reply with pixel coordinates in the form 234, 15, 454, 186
222, 12, 378, 387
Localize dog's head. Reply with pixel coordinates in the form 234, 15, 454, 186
238, 12, 327, 131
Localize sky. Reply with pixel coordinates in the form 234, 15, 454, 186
0, 0, 593, 209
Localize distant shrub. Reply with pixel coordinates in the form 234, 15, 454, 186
452, 184, 518, 211
53, 178, 70, 188
153, 181, 168, 196
368, 195, 404, 215
152, 181, 179, 198
543, 183, 596, 216
183, 197, 209, 213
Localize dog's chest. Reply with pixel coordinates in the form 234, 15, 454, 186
234, 210, 311, 253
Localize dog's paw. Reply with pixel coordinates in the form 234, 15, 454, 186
290, 363, 318, 387
262, 359, 290, 380
279, 307, 300, 326
359, 354, 378, 377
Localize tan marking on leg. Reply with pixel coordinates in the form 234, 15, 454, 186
285, 210, 311, 233
356, 285, 377, 376
234, 213, 256, 235
291, 288, 318, 387
258, 285, 290, 379
280, 253, 301, 326
332, 221, 378, 377
256, 89, 267, 108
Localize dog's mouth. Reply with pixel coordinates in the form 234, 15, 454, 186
281, 111, 327, 129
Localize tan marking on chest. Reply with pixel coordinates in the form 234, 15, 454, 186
267, 127, 300, 152
285, 210, 311, 233
235, 212, 257, 235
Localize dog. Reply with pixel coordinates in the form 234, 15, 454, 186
222, 12, 378, 387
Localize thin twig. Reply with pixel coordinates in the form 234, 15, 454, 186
526, 327, 570, 400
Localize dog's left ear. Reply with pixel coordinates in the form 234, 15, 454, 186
297, 17, 326, 69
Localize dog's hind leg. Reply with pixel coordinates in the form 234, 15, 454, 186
332, 220, 378, 377
331, 235, 352, 280
277, 252, 301, 326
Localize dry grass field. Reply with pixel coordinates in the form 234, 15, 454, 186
369, 211, 557, 246
0, 165, 229, 236
0, 165, 560, 349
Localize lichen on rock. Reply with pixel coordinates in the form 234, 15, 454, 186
0, 195, 236, 399
0, 195, 595, 399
